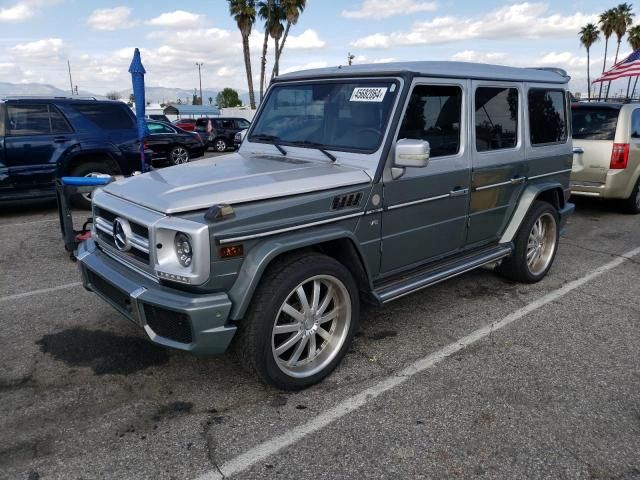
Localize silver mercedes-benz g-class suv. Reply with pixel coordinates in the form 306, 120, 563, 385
78, 62, 574, 389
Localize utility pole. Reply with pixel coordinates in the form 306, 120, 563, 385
347, 52, 355, 66
67, 59, 74, 95
195, 62, 203, 105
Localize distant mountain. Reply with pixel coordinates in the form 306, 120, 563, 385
0, 82, 98, 98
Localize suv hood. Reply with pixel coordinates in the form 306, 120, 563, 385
103, 152, 371, 214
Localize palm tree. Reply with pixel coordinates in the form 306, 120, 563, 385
268, 4, 285, 80
580, 24, 600, 101
613, 3, 635, 64
627, 25, 640, 98
598, 9, 616, 99
258, 0, 275, 102
276, 0, 306, 75
228, 0, 257, 109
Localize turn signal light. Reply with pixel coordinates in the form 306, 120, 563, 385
219, 244, 244, 259
610, 143, 629, 169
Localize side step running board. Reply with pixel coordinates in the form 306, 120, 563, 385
373, 244, 513, 304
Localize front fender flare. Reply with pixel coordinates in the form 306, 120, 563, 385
227, 226, 369, 320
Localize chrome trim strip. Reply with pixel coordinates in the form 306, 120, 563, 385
528, 168, 572, 180
365, 208, 384, 215
218, 211, 365, 245
95, 216, 150, 254
100, 245, 159, 283
474, 180, 513, 191
386, 193, 451, 211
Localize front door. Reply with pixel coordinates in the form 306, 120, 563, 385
380, 79, 471, 274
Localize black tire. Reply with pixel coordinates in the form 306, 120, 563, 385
234, 252, 359, 390
213, 138, 227, 152
169, 145, 190, 165
620, 178, 640, 214
69, 161, 113, 209
496, 201, 560, 283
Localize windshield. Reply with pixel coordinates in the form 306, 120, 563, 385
249, 80, 399, 153
572, 107, 619, 140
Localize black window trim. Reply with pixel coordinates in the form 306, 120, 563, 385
527, 87, 568, 148
473, 84, 521, 155
397, 81, 465, 160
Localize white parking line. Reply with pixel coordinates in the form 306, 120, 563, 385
0, 282, 82, 303
195, 246, 640, 480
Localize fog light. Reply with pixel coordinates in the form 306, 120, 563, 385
174, 232, 193, 267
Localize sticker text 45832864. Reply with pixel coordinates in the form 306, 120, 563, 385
350, 87, 387, 102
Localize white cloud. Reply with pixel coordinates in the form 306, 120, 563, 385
216, 66, 237, 77
148, 10, 203, 28
450, 50, 509, 64
343, 0, 437, 19
284, 29, 326, 49
280, 61, 329, 75
0, 0, 61, 22
10, 38, 65, 58
372, 57, 396, 63
87, 6, 135, 31
352, 2, 597, 48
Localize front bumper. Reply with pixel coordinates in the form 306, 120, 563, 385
77, 239, 237, 355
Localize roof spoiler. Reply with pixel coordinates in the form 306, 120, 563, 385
528, 67, 571, 81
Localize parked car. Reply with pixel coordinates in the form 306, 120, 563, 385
194, 117, 251, 152
234, 129, 247, 149
173, 118, 197, 132
0, 96, 148, 207
78, 61, 574, 390
146, 121, 205, 166
571, 102, 640, 213
147, 114, 171, 123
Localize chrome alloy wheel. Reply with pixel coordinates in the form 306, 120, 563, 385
526, 212, 557, 276
171, 147, 189, 164
271, 275, 351, 378
214, 139, 227, 152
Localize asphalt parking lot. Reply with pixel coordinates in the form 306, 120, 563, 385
1, 173, 639, 479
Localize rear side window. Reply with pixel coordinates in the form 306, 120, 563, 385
74, 103, 135, 130
528, 89, 567, 145
398, 85, 462, 158
236, 119, 250, 129
632, 109, 640, 138
475, 87, 519, 152
49, 105, 72, 134
7, 104, 51, 135
148, 122, 174, 134
220, 119, 234, 129
572, 107, 619, 140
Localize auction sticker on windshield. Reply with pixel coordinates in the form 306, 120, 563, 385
350, 87, 387, 102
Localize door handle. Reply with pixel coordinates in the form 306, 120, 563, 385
510, 176, 526, 185
572, 147, 584, 154
53, 136, 69, 143
449, 187, 469, 197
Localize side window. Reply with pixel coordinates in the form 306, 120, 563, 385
475, 87, 519, 152
236, 119, 250, 129
528, 89, 567, 145
147, 122, 164, 134
50, 105, 72, 134
74, 103, 136, 130
631, 109, 640, 139
6, 104, 51, 136
397, 85, 462, 158
220, 120, 234, 129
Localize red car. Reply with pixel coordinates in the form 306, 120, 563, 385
172, 118, 197, 132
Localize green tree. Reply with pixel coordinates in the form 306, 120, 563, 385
598, 8, 616, 99
127, 93, 134, 107
228, 0, 257, 109
613, 3, 634, 64
258, 0, 275, 101
216, 88, 243, 108
579, 23, 600, 101
105, 91, 121, 101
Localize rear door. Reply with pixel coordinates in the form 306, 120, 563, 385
4, 103, 73, 189
467, 82, 525, 246
571, 105, 620, 184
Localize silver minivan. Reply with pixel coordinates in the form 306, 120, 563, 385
571, 102, 640, 213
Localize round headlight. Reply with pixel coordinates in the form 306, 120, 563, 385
174, 232, 193, 267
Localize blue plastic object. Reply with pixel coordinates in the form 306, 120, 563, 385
61, 176, 112, 186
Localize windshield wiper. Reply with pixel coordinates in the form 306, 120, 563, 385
289, 141, 336, 162
250, 134, 287, 156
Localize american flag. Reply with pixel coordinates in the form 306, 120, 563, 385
593, 48, 640, 83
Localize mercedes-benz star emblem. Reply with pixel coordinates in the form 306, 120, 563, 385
112, 217, 132, 252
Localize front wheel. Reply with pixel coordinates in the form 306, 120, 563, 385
170, 146, 190, 165
235, 253, 359, 390
213, 138, 227, 152
497, 201, 559, 283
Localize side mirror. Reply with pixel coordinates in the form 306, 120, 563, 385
394, 139, 430, 168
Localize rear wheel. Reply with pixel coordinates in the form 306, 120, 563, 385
70, 161, 113, 209
234, 252, 359, 390
497, 201, 559, 283
214, 138, 227, 152
170, 146, 190, 165
620, 178, 640, 214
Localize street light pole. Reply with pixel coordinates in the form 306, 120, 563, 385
196, 62, 203, 105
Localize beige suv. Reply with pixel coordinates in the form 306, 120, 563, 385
571, 102, 640, 213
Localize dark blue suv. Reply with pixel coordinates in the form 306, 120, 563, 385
0, 97, 145, 207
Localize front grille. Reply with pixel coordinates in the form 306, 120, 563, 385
94, 207, 150, 264
143, 305, 193, 344
87, 269, 132, 313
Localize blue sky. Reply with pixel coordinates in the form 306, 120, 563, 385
0, 0, 635, 97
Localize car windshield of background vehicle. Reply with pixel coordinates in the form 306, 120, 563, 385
249, 81, 399, 153
572, 107, 619, 140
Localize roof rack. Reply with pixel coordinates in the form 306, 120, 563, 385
0, 95, 97, 100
